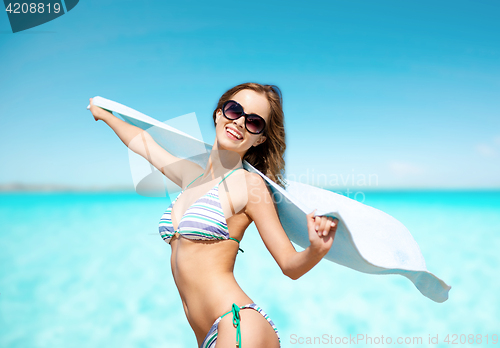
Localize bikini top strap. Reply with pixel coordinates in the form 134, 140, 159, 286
229, 237, 244, 253
218, 167, 243, 185
184, 167, 243, 191
185, 173, 204, 190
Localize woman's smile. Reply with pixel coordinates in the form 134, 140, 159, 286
225, 125, 243, 141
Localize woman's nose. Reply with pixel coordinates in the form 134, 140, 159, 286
233, 117, 245, 130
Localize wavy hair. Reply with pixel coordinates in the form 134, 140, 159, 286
213, 82, 287, 189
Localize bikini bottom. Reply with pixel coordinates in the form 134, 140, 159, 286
199, 303, 281, 348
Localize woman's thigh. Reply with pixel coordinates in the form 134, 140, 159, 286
216, 308, 280, 348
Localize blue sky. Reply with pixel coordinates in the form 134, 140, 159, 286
0, 0, 499, 189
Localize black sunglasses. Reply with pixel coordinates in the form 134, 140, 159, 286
222, 100, 266, 135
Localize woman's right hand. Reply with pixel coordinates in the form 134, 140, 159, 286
306, 209, 337, 256
88, 98, 111, 122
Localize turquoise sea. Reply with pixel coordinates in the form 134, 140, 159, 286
1, 190, 499, 347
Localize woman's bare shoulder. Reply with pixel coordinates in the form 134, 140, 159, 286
241, 171, 275, 206
242, 171, 267, 189
242, 170, 264, 183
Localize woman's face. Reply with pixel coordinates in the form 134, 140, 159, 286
215, 89, 270, 158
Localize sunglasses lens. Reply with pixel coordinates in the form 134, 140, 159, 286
223, 101, 265, 134
223, 101, 242, 119
246, 115, 265, 134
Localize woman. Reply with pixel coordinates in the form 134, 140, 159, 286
88, 83, 337, 348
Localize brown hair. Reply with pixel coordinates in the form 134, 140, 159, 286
213, 82, 287, 189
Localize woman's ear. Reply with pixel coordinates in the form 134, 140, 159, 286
215, 109, 222, 124
253, 134, 267, 147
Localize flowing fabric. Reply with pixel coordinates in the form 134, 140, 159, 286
87, 96, 451, 303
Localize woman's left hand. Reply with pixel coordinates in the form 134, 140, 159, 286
306, 209, 337, 255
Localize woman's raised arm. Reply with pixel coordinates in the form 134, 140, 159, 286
244, 172, 337, 280
88, 98, 202, 188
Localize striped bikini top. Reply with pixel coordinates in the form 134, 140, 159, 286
159, 168, 244, 253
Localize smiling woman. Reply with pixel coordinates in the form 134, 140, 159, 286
213, 83, 288, 190
88, 82, 338, 348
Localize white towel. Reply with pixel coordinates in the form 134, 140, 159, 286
87, 96, 451, 303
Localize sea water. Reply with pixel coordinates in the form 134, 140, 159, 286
1, 190, 499, 347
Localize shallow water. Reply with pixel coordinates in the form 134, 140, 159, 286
1, 191, 499, 347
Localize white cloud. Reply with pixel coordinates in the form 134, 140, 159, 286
475, 143, 497, 158
388, 161, 425, 176
494, 136, 500, 146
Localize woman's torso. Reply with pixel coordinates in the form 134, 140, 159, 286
159, 168, 254, 344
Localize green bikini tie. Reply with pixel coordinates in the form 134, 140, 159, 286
229, 237, 244, 253
221, 303, 242, 347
